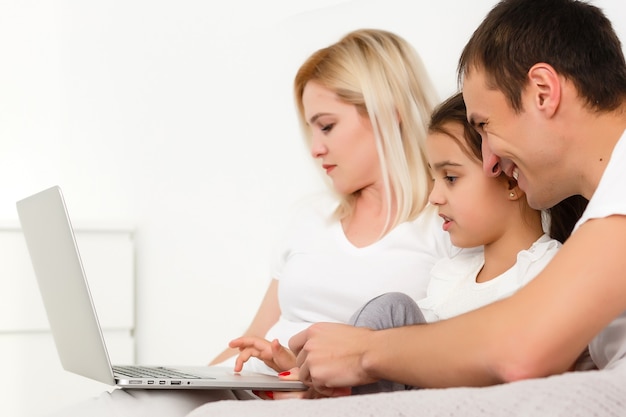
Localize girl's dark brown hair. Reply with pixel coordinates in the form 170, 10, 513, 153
428, 92, 482, 162
429, 92, 587, 243
546, 195, 588, 243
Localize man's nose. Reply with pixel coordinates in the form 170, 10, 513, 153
481, 139, 502, 177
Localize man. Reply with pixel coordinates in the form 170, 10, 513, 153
289, 0, 626, 393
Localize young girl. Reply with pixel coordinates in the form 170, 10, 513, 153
420, 91, 560, 320
344, 91, 563, 393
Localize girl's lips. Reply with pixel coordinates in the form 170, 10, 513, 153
322, 164, 336, 174
439, 214, 452, 232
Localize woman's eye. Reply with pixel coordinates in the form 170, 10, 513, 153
321, 123, 334, 133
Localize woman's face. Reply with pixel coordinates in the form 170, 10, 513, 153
301, 81, 381, 195
427, 123, 514, 248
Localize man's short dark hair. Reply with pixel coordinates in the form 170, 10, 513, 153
458, 0, 626, 112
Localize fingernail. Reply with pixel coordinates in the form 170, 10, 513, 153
264, 391, 274, 399
278, 371, 291, 377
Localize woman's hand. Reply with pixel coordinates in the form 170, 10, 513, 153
229, 336, 296, 373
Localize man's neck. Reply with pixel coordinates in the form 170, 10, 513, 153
571, 105, 626, 199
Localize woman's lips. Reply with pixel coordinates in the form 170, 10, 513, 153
322, 164, 336, 174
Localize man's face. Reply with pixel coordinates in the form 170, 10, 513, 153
462, 68, 566, 210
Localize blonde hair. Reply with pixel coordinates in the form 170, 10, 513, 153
294, 29, 438, 233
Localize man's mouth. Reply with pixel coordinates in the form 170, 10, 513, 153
512, 167, 519, 181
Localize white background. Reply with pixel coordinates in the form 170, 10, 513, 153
2, 0, 625, 367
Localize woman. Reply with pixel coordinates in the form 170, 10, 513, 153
211, 28, 451, 375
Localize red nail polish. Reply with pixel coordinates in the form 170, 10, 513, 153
264, 391, 274, 399
278, 371, 291, 377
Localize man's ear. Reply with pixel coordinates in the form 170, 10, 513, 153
527, 63, 561, 117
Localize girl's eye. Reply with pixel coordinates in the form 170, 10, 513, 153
444, 175, 458, 184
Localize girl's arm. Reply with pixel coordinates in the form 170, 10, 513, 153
291, 215, 626, 390
209, 278, 281, 365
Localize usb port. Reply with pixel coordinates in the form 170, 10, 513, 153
171, 381, 181, 385
159, 381, 166, 385
147, 381, 154, 385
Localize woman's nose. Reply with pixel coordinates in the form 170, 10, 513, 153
310, 136, 327, 158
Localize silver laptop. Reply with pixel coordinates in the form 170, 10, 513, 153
16, 185, 305, 391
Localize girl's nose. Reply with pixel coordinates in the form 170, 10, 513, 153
428, 181, 444, 206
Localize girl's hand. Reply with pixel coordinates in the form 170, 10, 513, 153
229, 337, 296, 373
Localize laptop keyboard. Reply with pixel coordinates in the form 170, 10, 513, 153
113, 365, 202, 379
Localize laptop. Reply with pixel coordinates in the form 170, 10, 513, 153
16, 185, 306, 391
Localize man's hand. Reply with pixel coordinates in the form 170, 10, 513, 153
289, 323, 377, 394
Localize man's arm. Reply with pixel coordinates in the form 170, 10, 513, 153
290, 216, 626, 390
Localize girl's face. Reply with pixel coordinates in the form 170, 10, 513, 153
301, 81, 381, 196
427, 123, 514, 248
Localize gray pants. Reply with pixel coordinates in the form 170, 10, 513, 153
349, 292, 426, 395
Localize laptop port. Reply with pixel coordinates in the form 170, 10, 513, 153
159, 381, 166, 385
147, 381, 154, 385
171, 381, 181, 385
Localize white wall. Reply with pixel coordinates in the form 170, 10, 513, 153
2, 0, 625, 366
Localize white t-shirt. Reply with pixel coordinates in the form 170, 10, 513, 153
575, 130, 626, 370
270, 193, 452, 339
236, 193, 453, 373
418, 234, 560, 322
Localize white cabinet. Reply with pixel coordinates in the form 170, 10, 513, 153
0, 225, 134, 417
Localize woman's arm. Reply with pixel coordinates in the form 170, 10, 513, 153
291, 215, 626, 390
209, 278, 281, 365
